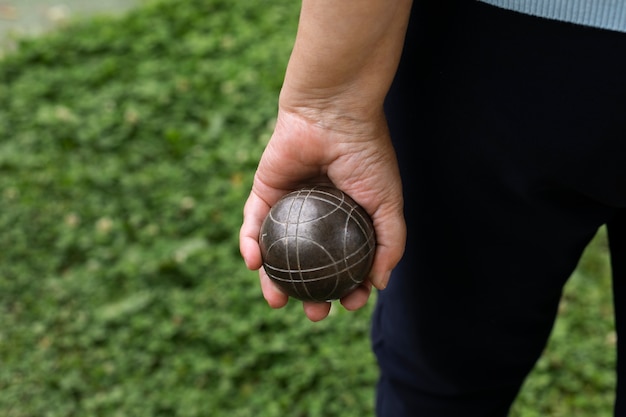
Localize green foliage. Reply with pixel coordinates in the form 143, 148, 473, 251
0, 1, 377, 416
0, 0, 617, 416
510, 228, 616, 417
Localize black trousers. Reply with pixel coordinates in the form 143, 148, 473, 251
373, 1, 626, 416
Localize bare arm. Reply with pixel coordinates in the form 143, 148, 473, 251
240, 0, 412, 321
282, 0, 413, 122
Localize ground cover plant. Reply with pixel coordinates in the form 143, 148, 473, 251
0, 0, 617, 415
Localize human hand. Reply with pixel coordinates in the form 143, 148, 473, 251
239, 108, 406, 321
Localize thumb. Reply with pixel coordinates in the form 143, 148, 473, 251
369, 206, 406, 290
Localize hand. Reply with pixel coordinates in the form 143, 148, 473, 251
239, 107, 406, 321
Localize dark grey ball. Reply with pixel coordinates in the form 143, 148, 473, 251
259, 185, 376, 302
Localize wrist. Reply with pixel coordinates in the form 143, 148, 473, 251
277, 99, 388, 140
278, 85, 388, 138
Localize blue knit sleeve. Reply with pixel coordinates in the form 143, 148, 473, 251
478, 0, 626, 33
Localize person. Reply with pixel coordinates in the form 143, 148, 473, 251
240, 0, 626, 415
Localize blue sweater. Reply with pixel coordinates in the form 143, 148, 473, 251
478, 0, 626, 33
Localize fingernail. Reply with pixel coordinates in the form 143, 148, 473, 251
374, 271, 391, 290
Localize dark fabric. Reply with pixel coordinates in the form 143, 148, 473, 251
373, 1, 626, 416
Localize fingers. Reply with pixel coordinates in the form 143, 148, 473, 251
259, 267, 289, 309
261, 265, 334, 322
303, 302, 332, 322
303, 280, 373, 321
340, 281, 373, 310
370, 226, 405, 290
260, 266, 373, 322
239, 192, 270, 270
303, 280, 374, 321
367, 190, 406, 290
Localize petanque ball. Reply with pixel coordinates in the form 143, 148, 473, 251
259, 185, 376, 302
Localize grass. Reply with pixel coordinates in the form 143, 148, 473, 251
510, 227, 616, 417
0, 0, 617, 415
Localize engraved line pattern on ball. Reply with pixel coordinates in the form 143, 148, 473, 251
263, 187, 375, 295
264, 191, 376, 272
343, 205, 357, 284
263, 236, 375, 283
279, 188, 339, 299
294, 188, 314, 300
284, 188, 311, 297
263, 189, 376, 278
263, 225, 375, 276
267, 189, 372, 228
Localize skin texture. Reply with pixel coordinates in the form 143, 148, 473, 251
239, 0, 412, 321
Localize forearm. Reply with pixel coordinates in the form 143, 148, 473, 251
280, 0, 413, 126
